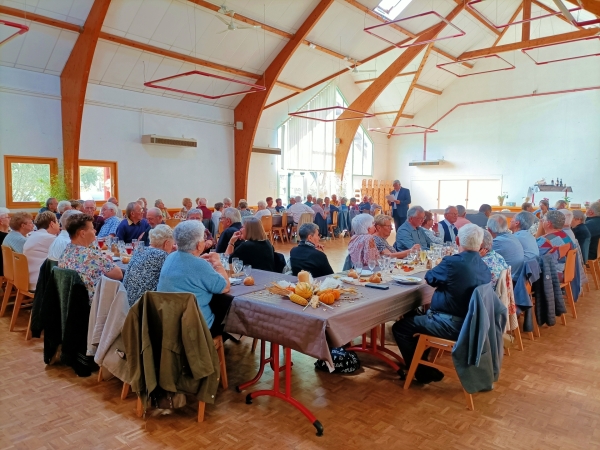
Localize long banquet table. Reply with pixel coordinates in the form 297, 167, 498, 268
222, 267, 433, 436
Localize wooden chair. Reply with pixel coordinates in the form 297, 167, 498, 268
558, 243, 571, 259
327, 211, 338, 239
10, 252, 35, 336
373, 207, 382, 216
217, 220, 225, 240
272, 213, 289, 243
290, 212, 314, 240
0, 245, 16, 318
133, 334, 228, 422
165, 218, 180, 228
560, 249, 578, 319
586, 240, 600, 290
524, 281, 541, 339
261, 215, 274, 244
403, 334, 475, 411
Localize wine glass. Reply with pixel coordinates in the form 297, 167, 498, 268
368, 259, 376, 272
244, 265, 252, 277
125, 244, 133, 255
233, 259, 243, 275
419, 249, 427, 265
389, 257, 397, 270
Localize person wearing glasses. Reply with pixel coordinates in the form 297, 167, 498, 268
215, 207, 243, 253
372, 214, 419, 258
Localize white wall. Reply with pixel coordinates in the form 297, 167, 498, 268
389, 51, 600, 208
0, 66, 235, 209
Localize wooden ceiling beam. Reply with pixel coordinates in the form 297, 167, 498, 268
355, 71, 417, 84
373, 111, 414, 118
343, 0, 416, 38
459, 28, 599, 59
233, 0, 335, 202
333, 1, 465, 168
522, 0, 532, 41
492, 3, 523, 47
461, 3, 502, 36
388, 43, 434, 138
431, 47, 474, 69
532, 0, 584, 29
0, 5, 82, 32
577, 0, 600, 16
275, 81, 304, 93
414, 83, 442, 95
61, 0, 112, 199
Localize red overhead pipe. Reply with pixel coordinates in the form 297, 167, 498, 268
421, 85, 600, 160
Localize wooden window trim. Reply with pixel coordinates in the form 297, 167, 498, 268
78, 159, 119, 207
4, 155, 58, 209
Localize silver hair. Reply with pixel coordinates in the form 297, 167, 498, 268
513, 211, 536, 231
555, 200, 568, 209
83, 199, 95, 207
223, 197, 232, 204
572, 210, 586, 223
60, 209, 82, 228
351, 213, 374, 235
545, 210, 565, 229
444, 205, 457, 214
174, 220, 205, 253
147, 207, 162, 217
57, 200, 71, 213
589, 201, 600, 216
456, 205, 466, 216
481, 229, 494, 251
199, 197, 207, 205
223, 207, 241, 223
154, 199, 163, 207
299, 222, 319, 240
257, 200, 266, 208
294, 196, 302, 202
0, 207, 9, 218
149, 224, 173, 247
393, 179, 400, 185
407, 205, 425, 218
559, 209, 573, 227
187, 208, 203, 218
487, 214, 508, 234
458, 224, 484, 251
102, 202, 118, 214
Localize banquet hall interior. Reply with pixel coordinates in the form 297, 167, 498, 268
1, 0, 600, 448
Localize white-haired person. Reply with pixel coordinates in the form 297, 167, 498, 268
508, 211, 539, 260
479, 229, 509, 289
487, 214, 525, 277
215, 207, 242, 253
289, 195, 315, 225
48, 210, 82, 261
536, 210, 574, 274
392, 224, 491, 384
223, 197, 233, 209
395, 206, 431, 251
56, 200, 72, 221
154, 199, 171, 220
83, 200, 104, 233
23, 211, 60, 289
346, 213, 379, 269
157, 220, 231, 337
123, 224, 175, 306
197, 197, 212, 220
254, 200, 272, 220
97, 202, 121, 238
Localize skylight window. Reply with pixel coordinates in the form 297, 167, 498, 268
374, 0, 413, 20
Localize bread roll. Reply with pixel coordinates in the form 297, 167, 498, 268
243, 276, 255, 286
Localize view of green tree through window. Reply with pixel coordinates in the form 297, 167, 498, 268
10, 162, 51, 202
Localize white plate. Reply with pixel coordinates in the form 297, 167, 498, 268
359, 270, 373, 277
112, 256, 120, 261
340, 276, 361, 285
230, 278, 243, 285
391, 275, 422, 285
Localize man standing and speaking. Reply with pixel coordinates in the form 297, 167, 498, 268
388, 180, 411, 230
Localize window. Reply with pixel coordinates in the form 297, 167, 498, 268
4, 155, 58, 209
352, 126, 374, 176
78, 160, 118, 204
374, 0, 413, 20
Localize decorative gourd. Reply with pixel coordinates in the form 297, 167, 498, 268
297, 270, 311, 283
319, 291, 335, 305
289, 293, 308, 306
243, 276, 255, 286
348, 269, 358, 279
294, 282, 313, 299
332, 289, 341, 300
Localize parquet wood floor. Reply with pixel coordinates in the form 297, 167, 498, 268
1, 236, 600, 449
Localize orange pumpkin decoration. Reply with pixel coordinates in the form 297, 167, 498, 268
332, 289, 341, 300
294, 282, 313, 299
319, 291, 335, 305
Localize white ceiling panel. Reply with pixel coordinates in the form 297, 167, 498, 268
98, 45, 143, 86
12, 22, 60, 70
89, 40, 120, 82
103, 0, 144, 33
44, 29, 78, 72
0, 0, 93, 25
126, 0, 171, 40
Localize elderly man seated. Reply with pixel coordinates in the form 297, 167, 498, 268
395, 206, 431, 251
585, 201, 600, 261
97, 202, 120, 238
197, 197, 212, 220
39, 197, 58, 215
254, 200, 272, 219
537, 210, 574, 273
304, 194, 314, 207
115, 201, 150, 244
289, 223, 334, 278
289, 195, 315, 225
487, 214, 524, 277
455, 205, 470, 229
141, 207, 165, 246
393, 224, 491, 383
466, 204, 492, 228
107, 196, 123, 218
508, 211, 539, 260
438, 205, 459, 243
82, 200, 104, 233
571, 210, 591, 263
215, 207, 243, 253
186, 208, 215, 253
223, 197, 233, 209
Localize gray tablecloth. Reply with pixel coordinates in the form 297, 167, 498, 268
271, 214, 293, 227
224, 269, 433, 367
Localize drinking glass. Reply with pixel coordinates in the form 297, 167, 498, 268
125, 244, 133, 255
368, 259, 376, 272
244, 265, 252, 277
220, 254, 229, 271
352, 262, 363, 277
419, 249, 427, 265
233, 259, 243, 275
390, 257, 397, 270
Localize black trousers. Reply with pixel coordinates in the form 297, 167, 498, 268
209, 294, 234, 337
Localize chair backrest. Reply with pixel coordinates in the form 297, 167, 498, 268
280, 213, 288, 228
331, 211, 338, 227
165, 218, 180, 228
299, 212, 313, 226
12, 252, 30, 292
373, 208, 382, 216
218, 220, 225, 235
558, 243, 571, 259
563, 249, 577, 284
2, 245, 14, 282
261, 215, 272, 232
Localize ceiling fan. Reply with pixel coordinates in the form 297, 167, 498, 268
346, 58, 377, 74
215, 4, 261, 34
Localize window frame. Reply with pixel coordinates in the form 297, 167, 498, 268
78, 159, 119, 207
4, 155, 58, 209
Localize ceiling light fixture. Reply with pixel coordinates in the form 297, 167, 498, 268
467, 0, 581, 29
289, 106, 374, 122
0, 20, 29, 46
437, 54, 515, 77
368, 125, 438, 135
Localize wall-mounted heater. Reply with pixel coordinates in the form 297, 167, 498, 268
409, 160, 443, 167
142, 135, 197, 148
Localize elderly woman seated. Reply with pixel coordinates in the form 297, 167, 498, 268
421, 211, 444, 245
157, 220, 230, 337
238, 200, 253, 218
186, 208, 215, 253
312, 198, 328, 237
224, 216, 275, 271
290, 223, 334, 278
3, 212, 34, 253
123, 224, 174, 306
372, 214, 419, 258
345, 214, 379, 270
180, 197, 193, 219
58, 214, 123, 301
536, 210, 574, 273
23, 211, 60, 290
479, 229, 509, 289
154, 199, 171, 220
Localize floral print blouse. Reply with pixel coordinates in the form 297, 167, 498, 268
123, 247, 168, 306
482, 249, 509, 289
59, 243, 117, 301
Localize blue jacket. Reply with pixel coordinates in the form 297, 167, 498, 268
425, 251, 491, 318
389, 188, 411, 217
452, 283, 507, 394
